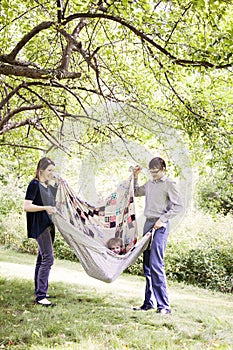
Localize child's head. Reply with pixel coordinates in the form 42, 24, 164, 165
107, 237, 123, 254
148, 157, 166, 181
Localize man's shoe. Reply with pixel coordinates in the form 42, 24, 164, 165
35, 298, 56, 307
133, 305, 154, 311
157, 308, 171, 315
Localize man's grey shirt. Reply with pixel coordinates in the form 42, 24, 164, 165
134, 175, 184, 223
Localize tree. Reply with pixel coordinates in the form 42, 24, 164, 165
0, 0, 232, 174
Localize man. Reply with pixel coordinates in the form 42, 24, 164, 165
133, 157, 184, 314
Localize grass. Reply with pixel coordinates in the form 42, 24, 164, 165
0, 247, 233, 350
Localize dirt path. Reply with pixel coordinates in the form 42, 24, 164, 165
0, 260, 145, 299
2, 257, 230, 306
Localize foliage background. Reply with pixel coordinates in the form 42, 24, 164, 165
0, 0, 232, 294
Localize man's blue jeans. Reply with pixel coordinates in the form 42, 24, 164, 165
35, 226, 54, 301
142, 218, 170, 311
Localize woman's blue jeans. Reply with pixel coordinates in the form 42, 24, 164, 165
142, 218, 170, 311
35, 226, 54, 301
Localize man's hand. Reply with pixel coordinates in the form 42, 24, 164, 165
133, 165, 141, 178
154, 219, 165, 229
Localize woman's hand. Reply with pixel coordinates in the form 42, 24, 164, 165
53, 174, 60, 186
45, 206, 56, 215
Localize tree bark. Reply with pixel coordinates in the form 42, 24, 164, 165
0, 63, 81, 79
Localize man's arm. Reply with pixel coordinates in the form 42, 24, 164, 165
160, 180, 184, 222
133, 165, 146, 197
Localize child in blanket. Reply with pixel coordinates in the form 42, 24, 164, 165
106, 237, 123, 255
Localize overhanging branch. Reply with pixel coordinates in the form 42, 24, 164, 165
0, 142, 47, 152
0, 63, 81, 79
0, 105, 43, 130
63, 12, 233, 69
3, 21, 53, 61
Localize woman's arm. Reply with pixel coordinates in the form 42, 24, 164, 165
23, 200, 56, 215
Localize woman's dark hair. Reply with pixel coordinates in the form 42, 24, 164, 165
35, 157, 55, 179
148, 157, 166, 170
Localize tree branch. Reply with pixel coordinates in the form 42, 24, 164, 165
0, 63, 81, 79
0, 82, 28, 109
57, 27, 99, 72
59, 19, 86, 71
34, 122, 71, 155
64, 13, 176, 59
2, 21, 53, 61
57, 0, 63, 23
0, 117, 38, 134
164, 3, 192, 48
173, 59, 232, 69
63, 12, 233, 69
51, 80, 89, 115
0, 105, 43, 130
25, 86, 62, 120
0, 142, 47, 152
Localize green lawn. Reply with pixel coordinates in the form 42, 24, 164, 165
0, 247, 233, 350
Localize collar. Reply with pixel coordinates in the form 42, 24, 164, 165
152, 175, 167, 183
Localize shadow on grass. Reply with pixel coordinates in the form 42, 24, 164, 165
1, 276, 233, 350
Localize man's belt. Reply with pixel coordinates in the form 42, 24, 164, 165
146, 217, 156, 222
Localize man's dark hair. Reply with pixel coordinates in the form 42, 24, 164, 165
148, 157, 166, 170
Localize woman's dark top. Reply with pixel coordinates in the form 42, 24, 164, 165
25, 179, 57, 239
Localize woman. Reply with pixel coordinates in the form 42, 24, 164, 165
24, 157, 58, 307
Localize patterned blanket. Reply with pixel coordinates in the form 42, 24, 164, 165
55, 174, 138, 252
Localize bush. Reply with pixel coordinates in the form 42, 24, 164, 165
196, 174, 233, 216
126, 255, 144, 276
53, 233, 78, 262
0, 178, 77, 261
166, 242, 233, 293
126, 232, 233, 294
18, 238, 38, 255
0, 211, 26, 249
0, 180, 25, 248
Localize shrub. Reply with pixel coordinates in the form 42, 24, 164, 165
126, 235, 233, 294
53, 233, 78, 262
18, 238, 38, 255
0, 181, 25, 248
166, 242, 233, 293
0, 178, 77, 261
196, 174, 233, 216
0, 212, 26, 249
126, 255, 144, 276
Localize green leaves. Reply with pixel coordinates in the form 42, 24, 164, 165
0, 0, 232, 205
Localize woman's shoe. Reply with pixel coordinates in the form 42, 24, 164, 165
35, 298, 56, 307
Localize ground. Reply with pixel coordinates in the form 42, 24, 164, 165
0, 257, 145, 301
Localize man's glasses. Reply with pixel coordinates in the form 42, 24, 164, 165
149, 169, 161, 174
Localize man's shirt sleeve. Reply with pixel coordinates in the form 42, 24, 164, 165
160, 180, 184, 222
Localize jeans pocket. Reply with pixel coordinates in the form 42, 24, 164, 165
158, 226, 166, 234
